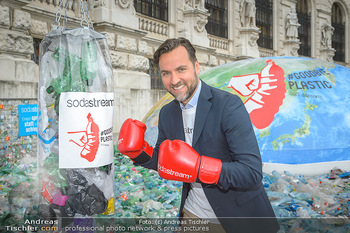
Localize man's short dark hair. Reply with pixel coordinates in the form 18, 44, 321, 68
153, 37, 197, 67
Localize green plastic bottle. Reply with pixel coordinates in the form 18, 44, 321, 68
80, 39, 98, 87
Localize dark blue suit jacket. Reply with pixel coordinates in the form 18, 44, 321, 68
141, 81, 279, 233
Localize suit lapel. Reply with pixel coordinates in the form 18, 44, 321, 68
172, 102, 185, 141
192, 81, 212, 148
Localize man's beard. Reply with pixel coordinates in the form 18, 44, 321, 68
170, 74, 199, 103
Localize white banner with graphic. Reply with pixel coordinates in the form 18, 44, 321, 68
59, 92, 114, 168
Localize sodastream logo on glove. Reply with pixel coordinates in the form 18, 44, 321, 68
59, 92, 114, 168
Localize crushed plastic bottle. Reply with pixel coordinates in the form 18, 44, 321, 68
113, 152, 182, 219
264, 169, 350, 232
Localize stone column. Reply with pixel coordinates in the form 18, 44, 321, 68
92, 0, 110, 23
236, 27, 260, 58
178, 1, 210, 47
283, 40, 301, 56
320, 48, 335, 63
93, 0, 138, 30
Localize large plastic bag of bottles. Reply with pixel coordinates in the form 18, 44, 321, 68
37, 26, 114, 221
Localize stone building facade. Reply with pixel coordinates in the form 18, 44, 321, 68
0, 0, 349, 139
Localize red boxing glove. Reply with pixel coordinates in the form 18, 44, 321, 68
158, 140, 222, 184
118, 118, 153, 164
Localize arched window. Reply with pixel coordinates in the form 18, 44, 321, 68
332, 3, 345, 62
133, 0, 168, 22
256, 0, 273, 50
296, 0, 311, 57
205, 0, 228, 38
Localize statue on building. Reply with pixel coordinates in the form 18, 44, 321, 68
184, 0, 193, 10
94, 0, 105, 7
285, 6, 300, 41
85, 0, 94, 9
194, 0, 205, 10
116, 0, 136, 15
239, 0, 256, 28
185, 0, 206, 11
117, 0, 131, 8
321, 20, 334, 49
195, 15, 208, 32
248, 33, 259, 47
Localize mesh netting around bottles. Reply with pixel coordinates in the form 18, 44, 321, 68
37, 0, 115, 222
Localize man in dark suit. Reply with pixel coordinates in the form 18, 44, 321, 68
118, 38, 279, 233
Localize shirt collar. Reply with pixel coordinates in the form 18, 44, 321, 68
180, 80, 202, 110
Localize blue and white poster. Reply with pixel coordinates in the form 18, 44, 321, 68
18, 104, 38, 136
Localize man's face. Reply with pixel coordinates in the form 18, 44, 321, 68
158, 46, 200, 105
